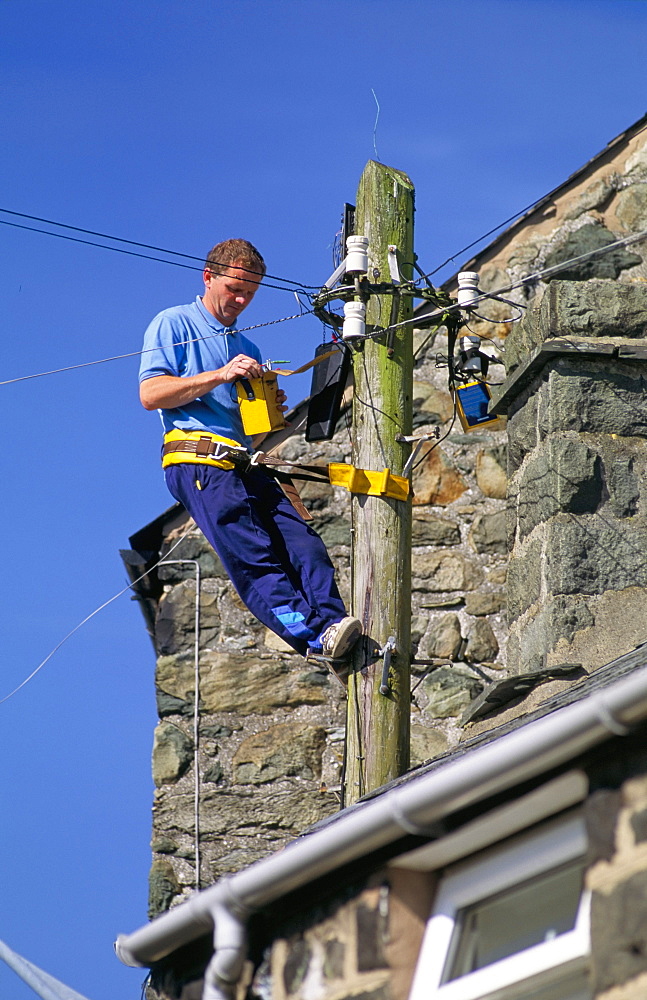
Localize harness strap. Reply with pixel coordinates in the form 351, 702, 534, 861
255, 455, 330, 483
161, 432, 408, 502
269, 469, 314, 521
162, 430, 247, 470
161, 430, 314, 520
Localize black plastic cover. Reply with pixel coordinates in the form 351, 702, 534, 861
305, 342, 351, 442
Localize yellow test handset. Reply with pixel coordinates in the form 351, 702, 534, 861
236, 373, 286, 436
236, 351, 339, 437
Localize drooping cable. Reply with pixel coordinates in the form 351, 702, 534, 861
365, 227, 647, 342
0, 525, 195, 706
0, 309, 315, 387
0, 218, 312, 295
416, 191, 581, 283
410, 398, 458, 475
5, 222, 647, 391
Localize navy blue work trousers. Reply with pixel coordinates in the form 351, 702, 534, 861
165, 463, 347, 655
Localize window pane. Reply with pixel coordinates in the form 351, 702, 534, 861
444, 859, 585, 981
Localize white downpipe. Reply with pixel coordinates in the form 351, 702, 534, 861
202, 903, 248, 1000
116, 661, 647, 996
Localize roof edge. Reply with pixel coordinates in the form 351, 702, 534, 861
116, 660, 647, 969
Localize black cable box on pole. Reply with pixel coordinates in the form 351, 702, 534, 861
305, 343, 351, 442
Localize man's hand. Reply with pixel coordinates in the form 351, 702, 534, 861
139, 354, 263, 410
218, 354, 263, 384
275, 387, 288, 414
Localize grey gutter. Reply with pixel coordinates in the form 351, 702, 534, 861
115, 663, 647, 999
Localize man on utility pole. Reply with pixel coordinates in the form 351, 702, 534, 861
138, 237, 362, 661
344, 162, 415, 805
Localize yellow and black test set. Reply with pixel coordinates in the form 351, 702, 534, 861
236, 349, 342, 438
236, 372, 287, 436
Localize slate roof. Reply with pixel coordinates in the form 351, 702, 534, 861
416, 111, 647, 305
308, 641, 647, 832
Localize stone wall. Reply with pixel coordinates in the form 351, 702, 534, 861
448, 116, 647, 336
245, 869, 435, 1000
439, 119, 647, 689
503, 280, 647, 675
585, 730, 647, 999
405, 328, 509, 753
148, 518, 347, 916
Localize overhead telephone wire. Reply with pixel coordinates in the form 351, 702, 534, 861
0, 208, 318, 290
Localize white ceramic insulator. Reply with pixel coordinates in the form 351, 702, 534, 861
343, 301, 366, 340
345, 235, 369, 275
460, 334, 483, 372
457, 271, 480, 309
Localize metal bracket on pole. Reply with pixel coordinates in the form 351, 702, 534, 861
387, 245, 401, 285
386, 245, 401, 358
378, 636, 397, 695
398, 429, 441, 479
324, 258, 348, 289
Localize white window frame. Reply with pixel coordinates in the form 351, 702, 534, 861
408, 812, 591, 1000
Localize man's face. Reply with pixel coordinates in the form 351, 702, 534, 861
202, 262, 261, 326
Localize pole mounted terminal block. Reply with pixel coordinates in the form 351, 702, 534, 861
378, 636, 397, 695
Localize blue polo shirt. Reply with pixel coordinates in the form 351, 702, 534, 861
139, 296, 263, 445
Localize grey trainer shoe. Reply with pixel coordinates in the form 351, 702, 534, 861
320, 616, 363, 659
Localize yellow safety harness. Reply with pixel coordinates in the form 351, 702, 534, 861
162, 431, 409, 501
162, 429, 246, 470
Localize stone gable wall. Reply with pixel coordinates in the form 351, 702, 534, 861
243, 869, 435, 1000
587, 764, 647, 999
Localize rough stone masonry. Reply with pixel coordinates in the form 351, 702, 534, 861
503, 279, 647, 676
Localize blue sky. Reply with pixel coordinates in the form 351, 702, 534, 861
1, 1, 646, 997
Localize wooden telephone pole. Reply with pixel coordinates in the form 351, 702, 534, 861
344, 161, 415, 805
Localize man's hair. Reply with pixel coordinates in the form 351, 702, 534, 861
205, 239, 266, 280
